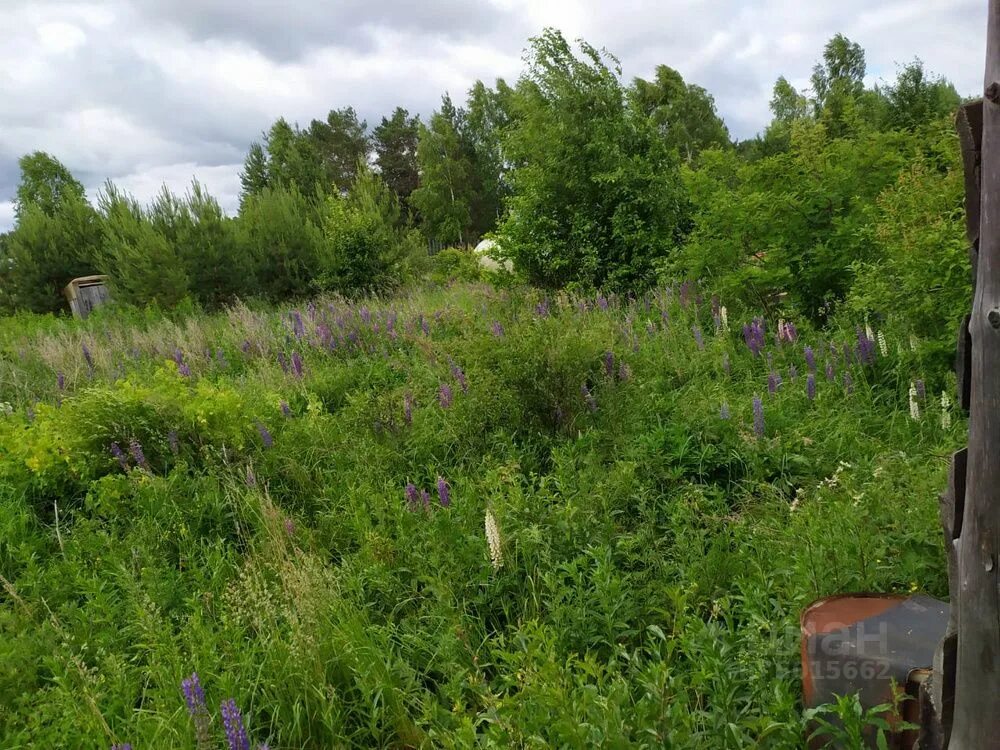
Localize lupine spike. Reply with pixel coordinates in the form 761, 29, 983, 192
752, 396, 765, 438
220, 698, 250, 750
437, 476, 451, 507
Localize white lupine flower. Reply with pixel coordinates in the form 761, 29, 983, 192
0, 402, 12, 417
865, 322, 874, 341
909, 383, 920, 421
909, 335, 919, 352
941, 391, 952, 430
485, 509, 503, 569
720, 306, 729, 332
877, 331, 888, 358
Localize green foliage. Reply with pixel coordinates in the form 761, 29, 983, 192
499, 29, 690, 290
412, 107, 474, 244
426, 247, 482, 285
372, 107, 421, 216
308, 107, 371, 194
0, 282, 956, 748
238, 184, 326, 302
14, 151, 86, 220
98, 184, 190, 308
3, 192, 101, 313
239, 119, 325, 205
321, 166, 414, 294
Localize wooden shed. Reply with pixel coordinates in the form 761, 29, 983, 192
63, 275, 110, 319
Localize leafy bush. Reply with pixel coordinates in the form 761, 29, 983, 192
426, 247, 482, 285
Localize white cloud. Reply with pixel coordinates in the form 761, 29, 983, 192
0, 0, 990, 232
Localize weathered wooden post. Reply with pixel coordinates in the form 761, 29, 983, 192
923, 3, 1000, 746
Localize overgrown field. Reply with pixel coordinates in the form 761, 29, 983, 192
0, 284, 959, 748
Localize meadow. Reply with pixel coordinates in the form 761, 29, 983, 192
0, 282, 958, 749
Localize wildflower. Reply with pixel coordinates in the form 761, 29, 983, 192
421, 316, 430, 336
179, 362, 192, 378
752, 396, 765, 438
909, 382, 921, 421
910, 335, 919, 352
256, 423, 273, 449
711, 294, 720, 317
720, 306, 729, 332
781, 320, 798, 343
941, 391, 952, 430
692, 326, 705, 350
291, 351, 304, 378
618, 362, 632, 382
807, 373, 816, 401
535, 299, 550, 317
491, 321, 505, 337
865, 322, 874, 341
181, 672, 211, 748
245, 465, 256, 487
451, 362, 468, 393
128, 438, 149, 471
877, 331, 888, 357
915, 379, 926, 400
743, 319, 765, 357
679, 281, 691, 308
856, 327, 876, 365
83, 343, 95, 373
291, 310, 305, 339
603, 351, 615, 378
767, 371, 781, 394
111, 744, 133, 750
110, 442, 129, 470
220, 698, 250, 750
280, 401, 292, 417
722, 353, 731, 375
405, 483, 419, 509
825, 360, 835, 382
843, 371, 854, 394
581, 383, 598, 413
720, 402, 731, 420
284, 518, 295, 536
788, 364, 798, 380
216, 349, 228, 368
439, 383, 453, 409
437, 477, 451, 507
485, 509, 502, 569
277, 352, 288, 373
804, 346, 816, 372
403, 392, 413, 426
597, 294, 609, 311
57, 371, 65, 390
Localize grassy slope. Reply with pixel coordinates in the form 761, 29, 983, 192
0, 284, 958, 749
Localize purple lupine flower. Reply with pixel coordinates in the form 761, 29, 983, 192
679, 281, 691, 308
256, 422, 273, 449
743, 319, 765, 357
420, 489, 431, 509
618, 362, 632, 382
603, 351, 615, 378
172, 348, 184, 366
110, 442, 129, 470
405, 482, 419, 509
111, 744, 133, 750
855, 328, 876, 365
57, 371, 65, 391
220, 698, 250, 750
291, 351, 304, 378
720, 402, 731, 420
804, 346, 816, 372
491, 321, 505, 337
535, 299, 550, 317
280, 401, 292, 417
692, 326, 705, 350
359, 306, 371, 324
660, 308, 670, 327
437, 476, 450, 507
83, 343, 95, 373
245, 465, 256, 487
825, 360, 835, 381
182, 672, 211, 748
291, 310, 305, 339
752, 396, 765, 438
915, 379, 926, 400
711, 294, 720, 318
843, 371, 854, 394
807, 373, 817, 401
284, 518, 295, 536
581, 383, 598, 413
451, 363, 468, 393
722, 353, 731, 375
403, 392, 413, 426
178, 362, 192, 378
277, 352, 288, 373
767, 371, 781, 394
216, 349, 227, 368
597, 295, 609, 311
784, 321, 798, 343
241, 339, 252, 354
420, 315, 430, 337
788, 364, 798, 380
307, 301, 317, 321
129, 438, 149, 471
438, 383, 453, 409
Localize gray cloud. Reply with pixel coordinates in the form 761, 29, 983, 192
0, 0, 990, 232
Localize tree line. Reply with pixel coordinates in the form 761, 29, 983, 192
0, 28, 969, 357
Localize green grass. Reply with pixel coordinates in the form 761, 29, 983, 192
0, 283, 958, 748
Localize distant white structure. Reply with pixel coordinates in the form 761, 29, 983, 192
474, 239, 513, 273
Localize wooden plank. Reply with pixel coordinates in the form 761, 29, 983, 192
957, 101, 983, 254
956, 315, 972, 411
949, 3, 1000, 745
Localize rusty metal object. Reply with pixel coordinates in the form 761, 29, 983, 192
801, 594, 950, 749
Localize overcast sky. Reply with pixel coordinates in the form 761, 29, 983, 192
0, 0, 988, 231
